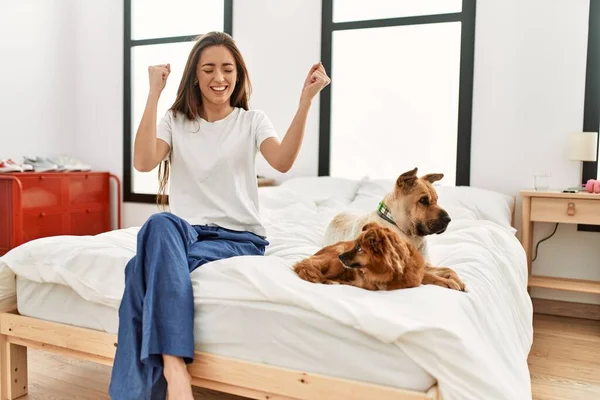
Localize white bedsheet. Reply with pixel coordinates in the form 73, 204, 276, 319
0, 178, 533, 400
16, 276, 434, 391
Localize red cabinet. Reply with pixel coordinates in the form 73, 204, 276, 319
0, 172, 121, 256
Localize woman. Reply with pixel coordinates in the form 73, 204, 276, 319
109, 31, 330, 399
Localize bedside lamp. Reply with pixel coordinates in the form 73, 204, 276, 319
568, 131, 598, 191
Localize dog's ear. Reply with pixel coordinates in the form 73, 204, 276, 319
421, 173, 444, 184
364, 229, 382, 254
361, 222, 378, 231
396, 168, 418, 192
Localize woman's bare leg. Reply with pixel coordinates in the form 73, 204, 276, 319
163, 355, 193, 400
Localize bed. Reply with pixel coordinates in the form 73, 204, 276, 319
0, 176, 533, 400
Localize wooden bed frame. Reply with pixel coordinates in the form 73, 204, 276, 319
0, 305, 441, 400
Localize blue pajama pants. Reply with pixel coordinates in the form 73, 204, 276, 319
108, 212, 268, 399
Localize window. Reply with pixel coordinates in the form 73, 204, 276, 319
319, 0, 476, 185
580, 0, 600, 232
123, 0, 233, 202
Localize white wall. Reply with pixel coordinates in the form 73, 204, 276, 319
0, 0, 77, 160
471, 0, 589, 194
470, 0, 600, 304
234, 0, 322, 181
72, 0, 123, 182
71, 0, 125, 230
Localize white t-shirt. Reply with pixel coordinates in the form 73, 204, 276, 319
156, 107, 277, 238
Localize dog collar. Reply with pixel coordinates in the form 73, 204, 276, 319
376, 201, 397, 227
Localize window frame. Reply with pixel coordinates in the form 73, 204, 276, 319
580, 0, 600, 232
318, 0, 476, 185
123, 0, 233, 203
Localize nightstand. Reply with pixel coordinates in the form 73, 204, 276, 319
520, 190, 600, 295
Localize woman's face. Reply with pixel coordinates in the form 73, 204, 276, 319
196, 45, 238, 107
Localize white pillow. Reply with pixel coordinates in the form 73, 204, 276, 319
280, 176, 363, 202
258, 186, 314, 210
355, 179, 394, 198
435, 186, 515, 230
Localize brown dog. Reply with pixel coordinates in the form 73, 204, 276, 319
294, 223, 425, 291
323, 167, 465, 291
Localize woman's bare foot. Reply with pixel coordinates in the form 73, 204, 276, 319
163, 355, 194, 400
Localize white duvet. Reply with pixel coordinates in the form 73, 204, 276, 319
0, 177, 533, 400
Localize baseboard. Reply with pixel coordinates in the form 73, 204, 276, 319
533, 298, 600, 321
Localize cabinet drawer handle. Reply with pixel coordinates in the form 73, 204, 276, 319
86, 209, 90, 214
38, 176, 43, 181
567, 202, 576, 216
39, 212, 45, 218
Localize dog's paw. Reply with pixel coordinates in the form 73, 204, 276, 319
323, 279, 340, 285
441, 277, 466, 292
437, 268, 466, 292
294, 266, 324, 283
443, 279, 460, 291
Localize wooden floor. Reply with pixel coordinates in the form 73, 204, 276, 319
21, 350, 248, 400
528, 314, 600, 400
16, 313, 600, 399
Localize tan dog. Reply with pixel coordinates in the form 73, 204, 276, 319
323, 167, 465, 291
294, 223, 425, 291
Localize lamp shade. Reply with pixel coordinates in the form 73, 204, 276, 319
568, 132, 598, 161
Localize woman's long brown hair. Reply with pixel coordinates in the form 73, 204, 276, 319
156, 31, 252, 208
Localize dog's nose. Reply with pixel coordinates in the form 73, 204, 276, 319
439, 210, 451, 225
435, 211, 451, 234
